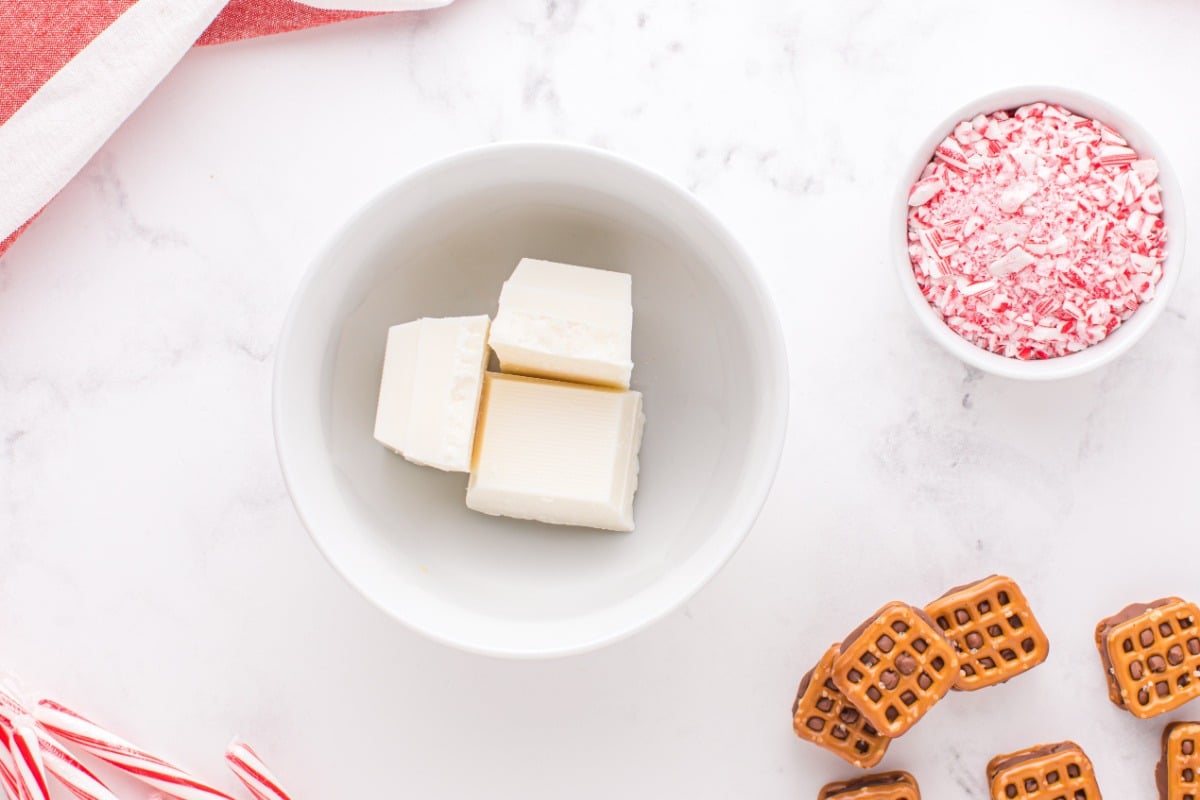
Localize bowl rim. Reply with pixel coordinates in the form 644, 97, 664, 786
892, 85, 1188, 380
272, 140, 790, 658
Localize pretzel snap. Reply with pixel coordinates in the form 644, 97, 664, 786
793, 645, 890, 769
987, 741, 1102, 800
818, 771, 920, 800
831, 602, 958, 738
926, 575, 1050, 691
1095, 598, 1200, 719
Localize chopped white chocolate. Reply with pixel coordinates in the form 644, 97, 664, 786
488, 259, 633, 388
373, 316, 490, 472
467, 373, 644, 531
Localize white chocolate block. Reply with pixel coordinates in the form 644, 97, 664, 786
373, 321, 421, 455
467, 373, 644, 531
488, 258, 633, 388
373, 315, 490, 472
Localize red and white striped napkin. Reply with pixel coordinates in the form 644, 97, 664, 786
0, 0, 451, 258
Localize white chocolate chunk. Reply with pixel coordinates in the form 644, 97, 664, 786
374, 322, 421, 457
373, 316, 490, 472
488, 259, 633, 388
467, 373, 644, 532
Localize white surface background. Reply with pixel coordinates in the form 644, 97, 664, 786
2, 1, 1198, 797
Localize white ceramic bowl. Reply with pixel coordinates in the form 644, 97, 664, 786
273, 143, 788, 658
893, 86, 1187, 380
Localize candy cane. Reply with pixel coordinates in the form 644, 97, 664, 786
8, 722, 50, 800
0, 762, 17, 800
224, 740, 292, 800
0, 726, 22, 800
27, 736, 117, 800
34, 700, 235, 800
0, 688, 119, 800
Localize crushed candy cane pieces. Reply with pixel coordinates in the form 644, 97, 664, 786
908, 103, 1167, 359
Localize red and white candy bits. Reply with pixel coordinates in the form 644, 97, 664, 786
907, 102, 1167, 360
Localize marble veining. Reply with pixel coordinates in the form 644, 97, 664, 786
1, 0, 1199, 797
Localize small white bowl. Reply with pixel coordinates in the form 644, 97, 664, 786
893, 86, 1187, 380
273, 143, 789, 658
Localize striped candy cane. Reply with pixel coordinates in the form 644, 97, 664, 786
8, 722, 50, 800
0, 761, 17, 800
0, 726, 22, 800
0, 688, 118, 800
27, 736, 117, 800
224, 741, 292, 800
35, 700, 235, 800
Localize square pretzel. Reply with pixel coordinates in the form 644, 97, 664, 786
831, 602, 959, 738
1095, 597, 1200, 719
793, 645, 890, 768
926, 575, 1050, 691
988, 741, 1102, 800
1159, 722, 1200, 800
818, 771, 920, 800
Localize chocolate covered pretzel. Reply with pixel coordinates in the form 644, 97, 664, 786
818, 771, 920, 800
926, 575, 1050, 690
793, 645, 890, 768
1095, 598, 1200, 719
1157, 721, 1200, 800
831, 602, 959, 738
988, 742, 1102, 800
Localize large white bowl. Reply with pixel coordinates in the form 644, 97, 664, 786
893, 86, 1187, 380
273, 143, 789, 658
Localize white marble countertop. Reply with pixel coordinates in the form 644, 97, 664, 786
2, 1, 1199, 797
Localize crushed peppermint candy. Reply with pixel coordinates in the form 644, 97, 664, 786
907, 102, 1167, 360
